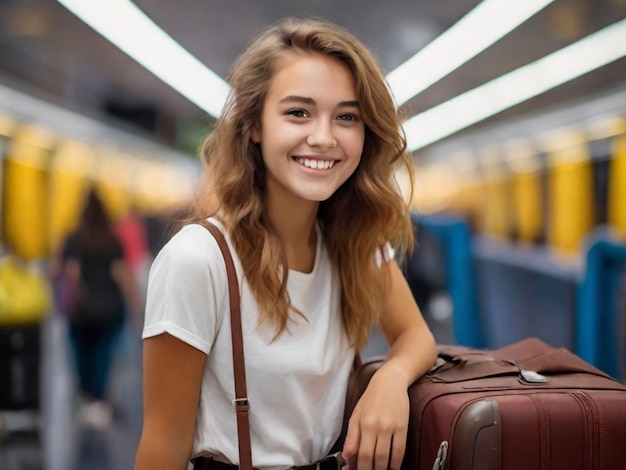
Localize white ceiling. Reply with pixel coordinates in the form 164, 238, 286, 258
0, 0, 625, 151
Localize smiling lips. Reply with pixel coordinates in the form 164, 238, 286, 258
295, 157, 336, 170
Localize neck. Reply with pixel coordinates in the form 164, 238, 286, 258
267, 200, 318, 245
266, 195, 319, 273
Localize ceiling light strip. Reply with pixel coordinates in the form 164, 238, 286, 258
386, 0, 555, 106
404, 18, 626, 152
57, 0, 230, 118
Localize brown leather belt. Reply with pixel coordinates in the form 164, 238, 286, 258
193, 452, 345, 470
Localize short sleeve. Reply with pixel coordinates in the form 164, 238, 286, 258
142, 224, 228, 354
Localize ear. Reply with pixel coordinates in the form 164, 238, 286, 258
251, 125, 261, 144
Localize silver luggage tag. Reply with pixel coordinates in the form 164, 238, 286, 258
506, 359, 548, 385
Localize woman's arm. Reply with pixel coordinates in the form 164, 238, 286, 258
343, 259, 437, 470
135, 333, 207, 470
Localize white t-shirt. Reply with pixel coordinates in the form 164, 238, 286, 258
142, 219, 356, 469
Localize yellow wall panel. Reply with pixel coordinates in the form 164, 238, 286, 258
479, 147, 511, 238
506, 142, 543, 244
547, 142, 594, 254
512, 171, 543, 243
2, 156, 49, 260
608, 134, 626, 240
49, 141, 95, 249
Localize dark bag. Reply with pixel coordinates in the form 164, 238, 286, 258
344, 338, 626, 469
58, 256, 123, 328
72, 279, 122, 327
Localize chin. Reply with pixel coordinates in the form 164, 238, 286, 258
302, 191, 335, 202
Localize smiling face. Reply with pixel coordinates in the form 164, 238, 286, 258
252, 52, 365, 211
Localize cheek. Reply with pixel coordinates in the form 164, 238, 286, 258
350, 153, 363, 174
347, 131, 365, 161
262, 124, 303, 152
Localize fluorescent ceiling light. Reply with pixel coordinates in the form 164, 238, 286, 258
56, 0, 625, 154
58, 0, 550, 120
57, 0, 230, 118
386, 0, 555, 106
404, 18, 626, 152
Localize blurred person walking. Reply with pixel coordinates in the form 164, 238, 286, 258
52, 188, 140, 429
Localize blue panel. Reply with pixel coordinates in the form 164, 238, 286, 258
577, 237, 626, 381
412, 213, 486, 348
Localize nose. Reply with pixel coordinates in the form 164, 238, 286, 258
306, 121, 337, 148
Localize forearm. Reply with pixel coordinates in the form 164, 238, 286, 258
135, 432, 192, 470
376, 261, 438, 388
377, 323, 436, 388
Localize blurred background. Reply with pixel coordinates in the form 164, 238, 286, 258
0, 0, 625, 468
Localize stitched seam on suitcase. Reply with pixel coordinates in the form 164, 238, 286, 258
529, 395, 550, 470
579, 392, 604, 470
572, 392, 594, 470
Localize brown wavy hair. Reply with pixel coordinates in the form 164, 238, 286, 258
188, 17, 414, 350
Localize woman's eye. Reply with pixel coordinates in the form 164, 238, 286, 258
286, 109, 307, 118
337, 114, 359, 122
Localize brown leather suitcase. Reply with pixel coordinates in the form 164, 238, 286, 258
345, 338, 626, 470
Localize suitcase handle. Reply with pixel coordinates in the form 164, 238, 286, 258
427, 351, 493, 376
424, 340, 614, 383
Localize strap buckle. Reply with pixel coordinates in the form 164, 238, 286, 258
315, 452, 346, 470
231, 398, 250, 407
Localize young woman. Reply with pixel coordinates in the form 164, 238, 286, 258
135, 17, 436, 470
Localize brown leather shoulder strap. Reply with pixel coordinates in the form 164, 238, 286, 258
199, 220, 253, 470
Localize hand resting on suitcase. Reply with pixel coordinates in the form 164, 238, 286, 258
341, 262, 437, 470
343, 364, 410, 470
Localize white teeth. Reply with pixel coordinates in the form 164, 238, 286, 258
296, 158, 335, 169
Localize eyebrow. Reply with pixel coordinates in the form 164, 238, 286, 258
278, 95, 360, 108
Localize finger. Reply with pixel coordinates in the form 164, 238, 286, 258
389, 429, 407, 470
373, 433, 392, 470
357, 430, 377, 470
342, 415, 361, 460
